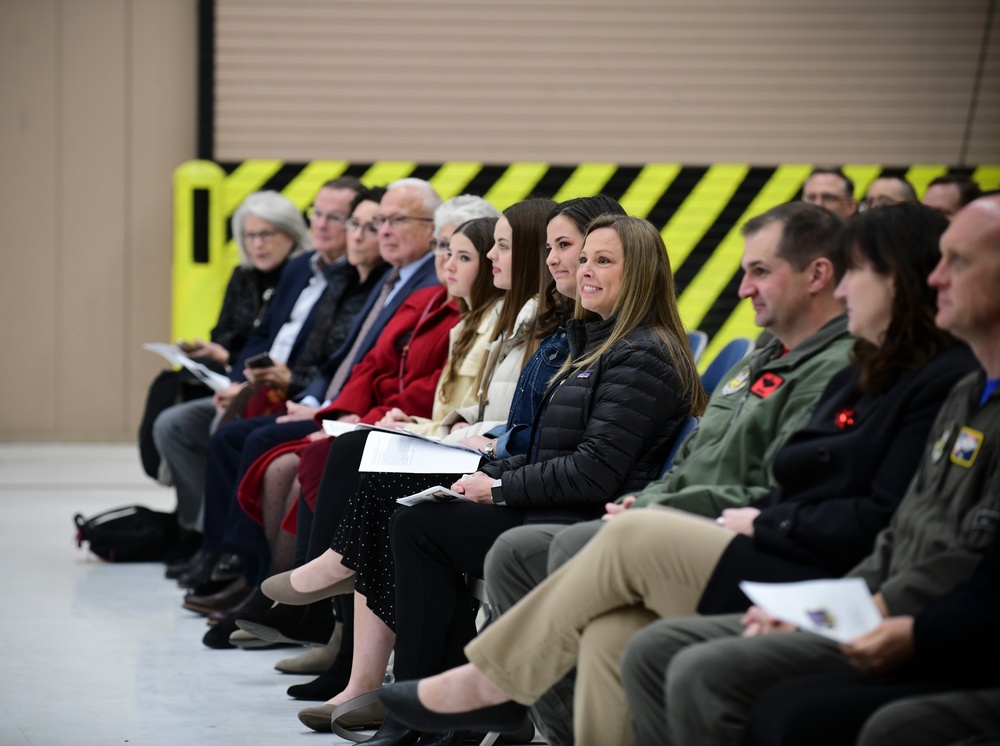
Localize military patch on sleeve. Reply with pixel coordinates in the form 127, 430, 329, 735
950, 426, 985, 468
931, 424, 955, 463
750, 372, 785, 399
721, 366, 751, 396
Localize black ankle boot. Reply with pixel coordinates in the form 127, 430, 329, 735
286, 654, 352, 700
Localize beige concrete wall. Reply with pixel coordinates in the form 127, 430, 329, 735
0, 0, 197, 441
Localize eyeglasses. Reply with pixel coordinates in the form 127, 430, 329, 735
345, 217, 379, 236
308, 207, 347, 224
244, 229, 281, 243
858, 196, 900, 213
430, 239, 451, 255
371, 214, 434, 230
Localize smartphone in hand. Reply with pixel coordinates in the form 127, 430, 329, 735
245, 352, 275, 369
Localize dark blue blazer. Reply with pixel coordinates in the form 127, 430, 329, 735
231, 252, 322, 381
297, 252, 441, 402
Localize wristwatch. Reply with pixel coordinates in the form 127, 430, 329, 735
482, 439, 497, 459
491, 478, 505, 505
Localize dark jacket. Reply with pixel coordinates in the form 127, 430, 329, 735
480, 316, 692, 525
287, 260, 388, 396
210, 263, 284, 360
297, 253, 441, 403
698, 343, 978, 614
231, 251, 322, 380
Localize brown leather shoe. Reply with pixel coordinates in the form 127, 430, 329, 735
207, 584, 270, 622
182, 576, 251, 615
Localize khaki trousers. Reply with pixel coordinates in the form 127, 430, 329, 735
465, 508, 735, 746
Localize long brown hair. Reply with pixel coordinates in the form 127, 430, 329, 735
562, 215, 708, 416
835, 203, 954, 393
490, 199, 556, 346
473, 198, 555, 395
437, 217, 502, 402
535, 196, 627, 338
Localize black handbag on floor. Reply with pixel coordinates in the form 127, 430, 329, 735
74, 505, 178, 562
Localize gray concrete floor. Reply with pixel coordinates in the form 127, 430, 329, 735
0, 443, 365, 745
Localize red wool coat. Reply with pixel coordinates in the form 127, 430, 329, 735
237, 285, 459, 530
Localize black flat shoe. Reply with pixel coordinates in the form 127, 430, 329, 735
378, 680, 528, 734
236, 600, 334, 646
415, 730, 473, 745
358, 715, 422, 746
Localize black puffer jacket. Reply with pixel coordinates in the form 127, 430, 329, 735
480, 315, 692, 524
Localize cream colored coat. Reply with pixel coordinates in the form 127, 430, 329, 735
438, 296, 538, 442
403, 298, 503, 436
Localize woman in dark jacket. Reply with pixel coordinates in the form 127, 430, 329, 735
374, 203, 978, 746
138, 190, 308, 480
265, 215, 706, 745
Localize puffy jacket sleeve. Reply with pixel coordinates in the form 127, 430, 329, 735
491, 339, 686, 508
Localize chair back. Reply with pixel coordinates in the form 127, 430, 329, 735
700, 337, 754, 394
686, 330, 708, 363
659, 415, 699, 477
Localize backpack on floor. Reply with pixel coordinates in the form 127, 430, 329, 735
74, 505, 178, 562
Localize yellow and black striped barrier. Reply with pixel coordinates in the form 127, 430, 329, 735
173, 159, 1000, 369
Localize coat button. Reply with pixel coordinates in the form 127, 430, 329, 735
779, 519, 791, 530
817, 447, 831, 463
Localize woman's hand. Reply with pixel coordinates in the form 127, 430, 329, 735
450, 420, 471, 434
602, 496, 636, 521
842, 617, 915, 676
306, 430, 329, 442
376, 408, 414, 429
716, 507, 761, 536
244, 361, 292, 392
276, 401, 319, 423
460, 435, 494, 451
183, 338, 229, 365
450, 472, 496, 504
740, 605, 794, 637
212, 382, 247, 413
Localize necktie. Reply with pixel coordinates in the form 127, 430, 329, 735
324, 268, 400, 399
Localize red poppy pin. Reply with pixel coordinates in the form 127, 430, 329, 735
834, 408, 856, 429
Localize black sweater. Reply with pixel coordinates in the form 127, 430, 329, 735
698, 343, 979, 614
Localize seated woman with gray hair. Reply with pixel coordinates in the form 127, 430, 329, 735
138, 190, 309, 484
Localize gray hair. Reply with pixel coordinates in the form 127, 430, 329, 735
386, 177, 443, 217
232, 190, 311, 266
434, 195, 501, 236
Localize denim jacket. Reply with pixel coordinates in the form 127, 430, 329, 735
487, 327, 570, 459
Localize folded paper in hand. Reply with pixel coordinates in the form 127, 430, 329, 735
143, 343, 231, 392
397, 486, 474, 507
738, 577, 883, 644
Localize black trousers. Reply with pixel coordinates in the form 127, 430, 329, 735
741, 669, 951, 746
389, 501, 526, 682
